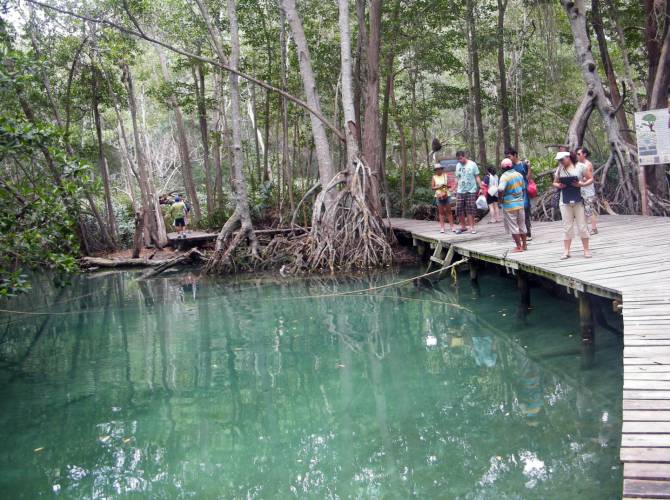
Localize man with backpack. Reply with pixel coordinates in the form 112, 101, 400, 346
169, 195, 188, 238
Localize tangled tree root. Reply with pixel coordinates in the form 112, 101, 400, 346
204, 209, 259, 274
272, 160, 392, 272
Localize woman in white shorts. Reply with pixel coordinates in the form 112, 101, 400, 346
552, 151, 593, 259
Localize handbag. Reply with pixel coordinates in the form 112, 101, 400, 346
476, 194, 488, 210
527, 179, 538, 198
487, 174, 498, 197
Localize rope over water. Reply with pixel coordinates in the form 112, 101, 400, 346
283, 258, 468, 301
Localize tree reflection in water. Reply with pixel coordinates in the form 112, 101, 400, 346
0, 268, 622, 498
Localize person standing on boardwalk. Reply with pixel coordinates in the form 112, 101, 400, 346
505, 148, 533, 240
482, 166, 501, 223
431, 164, 455, 233
553, 151, 592, 259
577, 147, 598, 234
170, 195, 188, 238
454, 151, 481, 234
497, 158, 527, 253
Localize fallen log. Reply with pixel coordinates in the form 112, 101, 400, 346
80, 256, 165, 268
140, 248, 206, 279
80, 248, 206, 277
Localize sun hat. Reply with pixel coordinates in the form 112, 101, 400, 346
555, 151, 570, 161
500, 158, 513, 169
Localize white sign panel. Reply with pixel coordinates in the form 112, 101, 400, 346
635, 107, 670, 165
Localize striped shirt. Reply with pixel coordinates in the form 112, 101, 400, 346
498, 170, 525, 211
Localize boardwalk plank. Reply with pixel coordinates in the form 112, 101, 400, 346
623, 422, 670, 433
624, 479, 670, 499
625, 463, 670, 480
625, 411, 670, 422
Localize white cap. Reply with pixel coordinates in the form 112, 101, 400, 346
555, 151, 570, 161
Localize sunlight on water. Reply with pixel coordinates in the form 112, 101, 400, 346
0, 268, 622, 498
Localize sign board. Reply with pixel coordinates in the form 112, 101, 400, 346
635, 107, 670, 165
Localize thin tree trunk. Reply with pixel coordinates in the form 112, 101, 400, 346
362, 0, 383, 214
605, 0, 640, 111
591, 0, 631, 142
409, 70, 418, 202
193, 62, 214, 215
212, 69, 225, 210
281, 0, 336, 207
279, 6, 294, 213
121, 62, 167, 247
156, 47, 201, 222
338, 0, 360, 166
91, 68, 117, 244
194, 0, 259, 269
466, 0, 486, 164
354, 0, 367, 148
497, 0, 511, 150
380, 0, 401, 219
392, 84, 408, 216
249, 81, 263, 186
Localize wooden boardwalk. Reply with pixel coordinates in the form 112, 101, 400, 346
389, 215, 670, 498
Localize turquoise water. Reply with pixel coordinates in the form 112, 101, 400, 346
0, 268, 622, 498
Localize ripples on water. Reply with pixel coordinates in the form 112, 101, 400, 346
0, 268, 622, 498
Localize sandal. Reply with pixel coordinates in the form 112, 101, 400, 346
583, 252, 592, 258
560, 254, 571, 260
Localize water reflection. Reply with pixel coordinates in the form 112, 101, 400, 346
0, 268, 622, 498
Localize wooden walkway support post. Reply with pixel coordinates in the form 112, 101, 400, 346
469, 260, 478, 282
579, 293, 595, 367
517, 271, 530, 323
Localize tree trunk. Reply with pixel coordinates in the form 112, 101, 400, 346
121, 62, 167, 248
497, 0, 511, 150
282, 0, 336, 208
156, 47, 201, 222
561, 0, 644, 214
193, 62, 214, 215
279, 6, 294, 213
591, 0, 631, 142
380, 0, 401, 219
212, 69, 225, 210
605, 0, 640, 111
466, 0, 486, 164
392, 84, 409, 216
354, 0, 367, 148
195, 0, 259, 271
91, 68, 117, 245
362, 0, 383, 215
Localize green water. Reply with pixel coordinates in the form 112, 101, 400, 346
0, 268, 622, 498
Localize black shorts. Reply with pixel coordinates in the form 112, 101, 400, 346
437, 197, 451, 206
175, 217, 186, 227
486, 194, 499, 204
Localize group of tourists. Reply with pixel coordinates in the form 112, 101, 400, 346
432, 146, 599, 258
